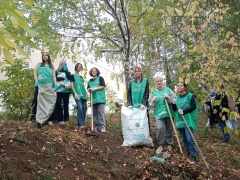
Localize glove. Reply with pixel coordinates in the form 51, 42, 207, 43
127, 105, 133, 109
163, 94, 170, 100
140, 104, 146, 110
64, 78, 69, 82
178, 109, 183, 115
62, 64, 68, 71
88, 88, 96, 93
75, 94, 80, 100
150, 96, 157, 108
152, 96, 157, 102
54, 84, 58, 92
35, 81, 39, 87
57, 73, 66, 78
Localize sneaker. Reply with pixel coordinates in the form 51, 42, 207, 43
27, 116, 36, 123
221, 139, 230, 143
100, 129, 106, 133
48, 121, 53, 126
188, 156, 197, 164
156, 146, 163, 154
59, 121, 66, 125
37, 123, 42, 128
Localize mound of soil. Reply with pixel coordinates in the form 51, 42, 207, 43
0, 116, 239, 179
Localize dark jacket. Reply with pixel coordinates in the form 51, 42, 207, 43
213, 91, 229, 119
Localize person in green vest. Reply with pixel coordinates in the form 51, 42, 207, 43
149, 76, 176, 155
127, 66, 150, 133
87, 67, 106, 133
54, 59, 72, 125
175, 82, 198, 161
127, 66, 149, 109
34, 52, 58, 128
71, 63, 87, 130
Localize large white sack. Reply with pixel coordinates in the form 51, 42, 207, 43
121, 106, 154, 147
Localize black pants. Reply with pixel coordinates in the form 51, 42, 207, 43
30, 87, 38, 116
55, 92, 70, 122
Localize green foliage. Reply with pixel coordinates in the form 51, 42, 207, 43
0, 59, 34, 119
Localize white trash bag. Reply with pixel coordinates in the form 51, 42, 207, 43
121, 106, 154, 147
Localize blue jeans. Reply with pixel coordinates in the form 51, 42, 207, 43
218, 118, 230, 140
76, 99, 87, 127
179, 127, 196, 158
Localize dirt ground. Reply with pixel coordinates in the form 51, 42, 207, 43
0, 113, 240, 179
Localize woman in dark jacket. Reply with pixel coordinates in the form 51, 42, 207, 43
213, 84, 230, 143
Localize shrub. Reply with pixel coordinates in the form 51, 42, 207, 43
0, 59, 34, 119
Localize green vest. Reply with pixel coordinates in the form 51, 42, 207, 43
175, 93, 198, 131
131, 78, 147, 108
73, 74, 87, 100
88, 76, 106, 104
37, 63, 54, 87
56, 71, 71, 93
151, 87, 175, 120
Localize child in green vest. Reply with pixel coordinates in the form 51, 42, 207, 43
87, 67, 106, 133
150, 76, 176, 154
175, 82, 198, 161
55, 59, 72, 125
71, 63, 87, 130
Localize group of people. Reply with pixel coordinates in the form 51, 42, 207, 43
127, 67, 198, 161
205, 85, 239, 143
28, 52, 107, 133
28, 54, 233, 160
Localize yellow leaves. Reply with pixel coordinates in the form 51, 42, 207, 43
15, 10, 25, 17
222, 115, 226, 121
179, 77, 184, 82
175, 8, 183, 16
185, 10, 194, 17
31, 15, 38, 24
16, 46, 30, 59
201, 22, 208, 29
162, 21, 165, 28
235, 129, 238, 136
24, 0, 34, 7
185, 77, 190, 84
228, 37, 235, 44
10, 16, 18, 28
213, 100, 221, 106
222, 107, 230, 114
232, 111, 240, 119
209, 13, 214, 20
225, 31, 232, 39
166, 18, 172, 26
166, 6, 174, 16
3, 48, 14, 64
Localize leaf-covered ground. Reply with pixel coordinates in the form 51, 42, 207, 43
0, 112, 240, 179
